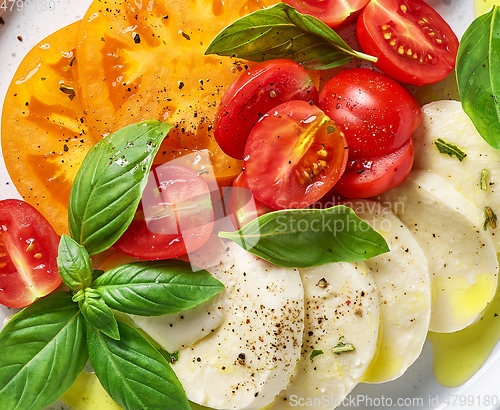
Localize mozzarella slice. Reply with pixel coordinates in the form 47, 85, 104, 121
269, 262, 379, 410
343, 199, 431, 383
412, 100, 500, 250
172, 242, 304, 410
379, 170, 499, 333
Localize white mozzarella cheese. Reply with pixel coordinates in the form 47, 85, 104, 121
269, 262, 379, 410
379, 169, 498, 333
412, 100, 500, 250
172, 242, 305, 410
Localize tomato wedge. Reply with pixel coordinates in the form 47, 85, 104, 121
356, 0, 459, 85
244, 100, 349, 210
1, 22, 95, 236
214, 59, 319, 160
334, 138, 414, 198
113, 163, 215, 260
76, 0, 279, 185
0, 199, 61, 308
283, 0, 370, 28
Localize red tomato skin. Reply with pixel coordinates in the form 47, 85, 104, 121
113, 164, 215, 260
0, 199, 61, 308
244, 100, 349, 210
214, 59, 319, 160
319, 68, 421, 160
333, 137, 414, 198
283, 0, 370, 28
356, 0, 459, 86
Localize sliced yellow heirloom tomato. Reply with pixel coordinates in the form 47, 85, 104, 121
1, 21, 96, 236
76, 0, 279, 185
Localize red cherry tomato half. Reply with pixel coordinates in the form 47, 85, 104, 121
334, 138, 414, 198
356, 0, 459, 86
113, 163, 215, 260
283, 0, 370, 28
319, 68, 421, 160
0, 199, 61, 308
228, 172, 273, 229
214, 59, 319, 160
244, 100, 349, 210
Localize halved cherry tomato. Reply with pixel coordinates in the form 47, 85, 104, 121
319, 68, 421, 160
228, 172, 273, 229
283, 0, 370, 28
113, 163, 215, 260
244, 100, 349, 210
214, 60, 319, 159
356, 0, 459, 86
76, 0, 280, 185
1, 22, 95, 236
334, 138, 414, 198
0, 199, 62, 308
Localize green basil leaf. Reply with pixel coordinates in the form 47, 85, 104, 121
0, 292, 87, 410
91, 260, 224, 316
456, 6, 500, 150
205, 3, 376, 70
218, 205, 389, 267
86, 320, 190, 410
79, 289, 120, 340
57, 234, 93, 292
68, 120, 173, 255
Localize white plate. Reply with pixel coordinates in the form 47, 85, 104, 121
1, 1, 499, 410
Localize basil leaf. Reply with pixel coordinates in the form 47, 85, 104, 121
86, 320, 190, 410
92, 260, 224, 316
218, 206, 389, 267
79, 289, 120, 340
456, 6, 500, 150
57, 234, 93, 292
205, 3, 376, 70
68, 120, 173, 255
0, 292, 87, 410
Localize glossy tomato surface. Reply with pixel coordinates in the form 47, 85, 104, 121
1, 22, 95, 236
76, 0, 280, 185
244, 100, 349, 210
0, 199, 62, 308
113, 163, 215, 260
334, 138, 414, 198
214, 59, 319, 159
283, 0, 370, 28
356, 0, 459, 85
319, 68, 421, 160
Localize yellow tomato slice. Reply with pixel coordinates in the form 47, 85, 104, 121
76, 0, 279, 185
1, 21, 96, 236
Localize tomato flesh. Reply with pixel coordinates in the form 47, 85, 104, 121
113, 163, 215, 260
214, 59, 319, 160
244, 100, 349, 210
0, 199, 62, 308
319, 68, 421, 161
283, 0, 370, 28
334, 138, 414, 198
356, 0, 459, 85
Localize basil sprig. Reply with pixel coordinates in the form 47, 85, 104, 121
219, 205, 389, 267
205, 3, 376, 70
456, 6, 500, 150
68, 120, 173, 255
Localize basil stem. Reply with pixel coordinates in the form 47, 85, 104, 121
91, 260, 225, 316
219, 205, 389, 268
456, 6, 500, 150
68, 120, 173, 255
0, 292, 87, 410
205, 3, 376, 70
57, 234, 93, 292
86, 320, 190, 410
78, 288, 120, 340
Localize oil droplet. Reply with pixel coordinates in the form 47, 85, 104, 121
474, 0, 500, 16
428, 283, 500, 387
